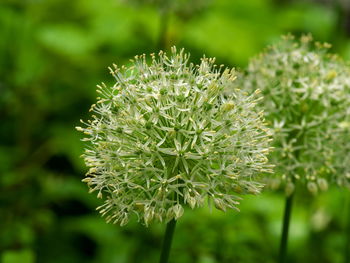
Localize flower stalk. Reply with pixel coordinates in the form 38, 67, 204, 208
345, 190, 350, 263
157, 0, 170, 50
279, 192, 294, 263
159, 219, 177, 263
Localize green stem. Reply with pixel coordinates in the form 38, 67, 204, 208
159, 219, 177, 263
345, 190, 350, 263
157, 6, 169, 50
279, 193, 294, 263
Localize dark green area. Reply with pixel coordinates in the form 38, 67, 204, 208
1, 0, 349, 262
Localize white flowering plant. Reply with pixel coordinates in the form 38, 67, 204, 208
240, 35, 350, 195
77, 47, 273, 226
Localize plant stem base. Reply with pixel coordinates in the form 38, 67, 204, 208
345, 191, 350, 263
279, 193, 294, 263
159, 219, 177, 263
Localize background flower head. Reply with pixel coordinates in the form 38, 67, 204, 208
240, 35, 350, 195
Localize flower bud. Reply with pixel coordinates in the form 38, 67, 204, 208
307, 182, 318, 195
317, 178, 328, 191
285, 182, 295, 197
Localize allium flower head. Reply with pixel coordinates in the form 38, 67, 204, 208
240, 35, 350, 195
77, 47, 272, 226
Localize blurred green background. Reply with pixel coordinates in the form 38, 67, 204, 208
1, 0, 350, 262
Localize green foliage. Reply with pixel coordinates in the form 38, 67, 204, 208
1, 0, 350, 262
2, 250, 35, 263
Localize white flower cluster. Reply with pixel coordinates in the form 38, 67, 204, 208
77, 47, 272, 226
240, 35, 350, 195
334, 115, 350, 189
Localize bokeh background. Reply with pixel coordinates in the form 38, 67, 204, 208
1, 0, 350, 262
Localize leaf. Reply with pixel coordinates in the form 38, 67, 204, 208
2, 250, 35, 263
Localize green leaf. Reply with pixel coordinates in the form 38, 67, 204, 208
1, 250, 35, 263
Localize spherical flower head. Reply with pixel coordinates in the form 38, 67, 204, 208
77, 47, 272, 226
240, 34, 350, 195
